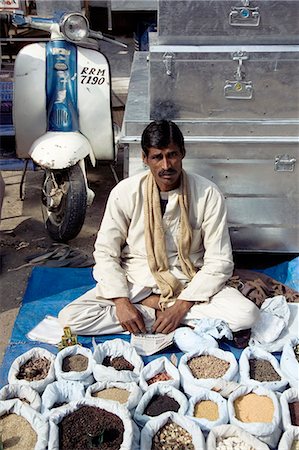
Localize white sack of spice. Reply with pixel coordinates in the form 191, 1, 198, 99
174, 326, 219, 353
206, 424, 270, 450
239, 347, 288, 392
0, 383, 41, 411
280, 387, 299, 431
47, 397, 139, 450
133, 383, 188, 427
228, 385, 282, 448
54, 344, 94, 387
187, 388, 228, 434
278, 428, 299, 450
140, 411, 205, 450
0, 397, 49, 450
86, 380, 142, 411
280, 336, 299, 389
179, 348, 238, 396
92, 338, 144, 383
8, 347, 56, 394
139, 356, 180, 392
41, 379, 85, 417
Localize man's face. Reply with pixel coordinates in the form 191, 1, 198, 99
143, 143, 184, 192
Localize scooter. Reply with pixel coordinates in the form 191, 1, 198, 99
12, 11, 126, 241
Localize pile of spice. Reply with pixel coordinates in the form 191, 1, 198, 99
144, 394, 180, 417
193, 400, 219, 421
17, 356, 50, 381
249, 359, 281, 382
62, 354, 88, 372
0, 413, 37, 450
147, 372, 172, 385
58, 405, 124, 450
187, 355, 230, 379
294, 344, 299, 363
216, 436, 255, 450
102, 355, 134, 371
152, 420, 194, 450
291, 440, 299, 450
92, 387, 130, 404
289, 401, 299, 426
234, 393, 274, 423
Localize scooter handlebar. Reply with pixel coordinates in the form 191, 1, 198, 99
12, 13, 53, 32
89, 30, 127, 49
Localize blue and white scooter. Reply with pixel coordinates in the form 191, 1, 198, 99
12, 11, 125, 241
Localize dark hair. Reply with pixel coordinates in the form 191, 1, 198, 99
141, 120, 185, 157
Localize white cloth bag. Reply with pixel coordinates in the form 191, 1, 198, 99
179, 348, 238, 396
174, 326, 219, 353
85, 381, 143, 412
187, 388, 228, 434
133, 383, 189, 427
280, 387, 299, 431
0, 383, 41, 411
281, 337, 299, 389
239, 346, 288, 392
92, 338, 144, 383
8, 347, 56, 394
206, 424, 270, 450
140, 411, 206, 450
278, 428, 299, 450
0, 398, 49, 450
228, 385, 282, 448
54, 344, 94, 386
48, 397, 139, 450
139, 356, 180, 392
41, 380, 85, 416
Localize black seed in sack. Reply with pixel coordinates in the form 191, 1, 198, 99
144, 394, 180, 417
102, 355, 134, 371
249, 358, 281, 382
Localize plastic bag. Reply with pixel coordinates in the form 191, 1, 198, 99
228, 385, 282, 448
0, 398, 48, 450
140, 411, 206, 450
0, 383, 41, 411
92, 338, 144, 383
179, 348, 238, 396
48, 397, 139, 450
139, 356, 180, 392
281, 337, 299, 389
86, 381, 142, 412
133, 383, 189, 427
41, 380, 85, 416
280, 387, 299, 431
54, 344, 94, 387
206, 424, 270, 450
8, 347, 56, 394
174, 326, 218, 353
278, 428, 299, 450
187, 388, 228, 434
239, 347, 288, 392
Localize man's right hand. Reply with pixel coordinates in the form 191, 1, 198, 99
113, 297, 146, 334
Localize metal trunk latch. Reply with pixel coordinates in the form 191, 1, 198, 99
163, 52, 175, 76
229, 0, 260, 27
274, 154, 296, 172
224, 51, 253, 99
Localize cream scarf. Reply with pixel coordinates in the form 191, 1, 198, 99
144, 170, 197, 310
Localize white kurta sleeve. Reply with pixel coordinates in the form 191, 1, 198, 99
92, 184, 131, 299
177, 186, 234, 302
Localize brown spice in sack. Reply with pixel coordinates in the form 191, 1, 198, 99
92, 387, 130, 404
289, 401, 299, 426
152, 420, 194, 450
62, 354, 88, 372
0, 413, 37, 450
234, 393, 274, 423
102, 355, 134, 371
17, 356, 50, 381
144, 394, 180, 416
249, 358, 281, 382
193, 400, 219, 421
147, 371, 172, 385
188, 355, 230, 379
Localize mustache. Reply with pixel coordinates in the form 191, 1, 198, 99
159, 169, 177, 176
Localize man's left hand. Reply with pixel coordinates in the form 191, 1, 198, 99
152, 300, 193, 334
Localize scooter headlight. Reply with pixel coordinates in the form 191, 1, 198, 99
60, 13, 89, 41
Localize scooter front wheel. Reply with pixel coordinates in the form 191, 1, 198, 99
41, 163, 87, 242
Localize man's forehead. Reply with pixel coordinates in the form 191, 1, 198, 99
147, 145, 180, 155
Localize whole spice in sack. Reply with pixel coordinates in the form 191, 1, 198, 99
216, 436, 255, 450
144, 394, 180, 416
249, 358, 281, 382
294, 344, 299, 363
289, 401, 299, 426
17, 356, 50, 381
102, 355, 134, 371
187, 355, 230, 379
152, 420, 194, 450
58, 405, 124, 450
0, 413, 37, 450
291, 440, 299, 450
193, 400, 219, 421
234, 393, 274, 423
62, 354, 88, 372
92, 387, 130, 404
147, 372, 172, 385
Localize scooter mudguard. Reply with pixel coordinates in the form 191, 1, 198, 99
29, 131, 92, 169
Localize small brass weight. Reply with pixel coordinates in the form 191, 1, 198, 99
58, 326, 78, 351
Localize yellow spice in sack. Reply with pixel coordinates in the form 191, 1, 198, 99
234, 393, 274, 423
193, 400, 219, 421
0, 413, 37, 450
92, 387, 130, 404
291, 441, 299, 450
